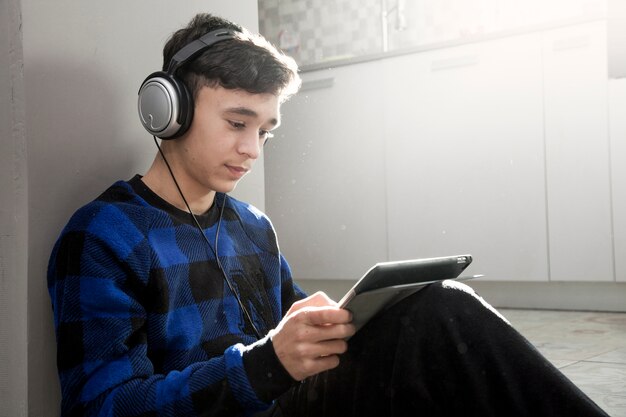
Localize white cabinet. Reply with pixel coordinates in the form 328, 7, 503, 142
610, 78, 626, 282
542, 22, 614, 281
383, 34, 549, 281
265, 21, 617, 283
265, 62, 389, 280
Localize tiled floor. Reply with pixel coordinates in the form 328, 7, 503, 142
501, 309, 626, 416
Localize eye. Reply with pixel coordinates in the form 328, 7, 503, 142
228, 120, 245, 129
259, 129, 274, 141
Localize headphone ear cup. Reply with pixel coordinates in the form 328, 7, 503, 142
138, 71, 194, 139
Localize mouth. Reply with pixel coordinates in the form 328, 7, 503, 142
225, 165, 250, 179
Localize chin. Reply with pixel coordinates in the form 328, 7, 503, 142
215, 180, 240, 194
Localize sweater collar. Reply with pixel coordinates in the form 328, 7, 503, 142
128, 174, 222, 228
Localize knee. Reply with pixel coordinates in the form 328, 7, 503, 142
411, 279, 478, 306
404, 280, 510, 326
423, 279, 480, 304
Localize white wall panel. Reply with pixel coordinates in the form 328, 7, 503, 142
542, 21, 614, 281
266, 20, 617, 287
610, 78, 626, 282
383, 34, 549, 281
265, 64, 389, 280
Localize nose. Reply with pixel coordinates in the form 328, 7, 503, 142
237, 130, 261, 160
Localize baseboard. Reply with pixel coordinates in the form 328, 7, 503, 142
468, 281, 626, 312
295, 279, 626, 312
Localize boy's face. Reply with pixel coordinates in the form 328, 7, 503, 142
174, 85, 280, 195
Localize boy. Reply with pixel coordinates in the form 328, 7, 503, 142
48, 13, 608, 417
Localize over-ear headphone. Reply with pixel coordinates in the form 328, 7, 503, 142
138, 29, 236, 139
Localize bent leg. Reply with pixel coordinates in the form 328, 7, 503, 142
274, 281, 608, 417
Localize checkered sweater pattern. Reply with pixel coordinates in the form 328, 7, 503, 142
47, 176, 305, 416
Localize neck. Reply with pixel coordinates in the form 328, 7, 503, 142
142, 153, 216, 215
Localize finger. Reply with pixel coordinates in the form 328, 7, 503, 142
309, 323, 356, 342
287, 291, 337, 315
312, 354, 341, 372
290, 323, 355, 348
302, 307, 352, 326
313, 338, 350, 357
306, 291, 337, 307
290, 338, 348, 359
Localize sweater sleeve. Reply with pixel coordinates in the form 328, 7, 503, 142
47, 214, 291, 416
279, 253, 307, 308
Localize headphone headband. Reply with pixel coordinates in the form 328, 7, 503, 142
167, 29, 236, 74
138, 29, 237, 139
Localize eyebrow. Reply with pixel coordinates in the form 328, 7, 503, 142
225, 107, 279, 127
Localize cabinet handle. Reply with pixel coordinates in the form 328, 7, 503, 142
431, 55, 480, 71
552, 35, 590, 52
300, 77, 335, 91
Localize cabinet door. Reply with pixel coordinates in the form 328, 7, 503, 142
610, 78, 626, 282
265, 62, 388, 280
543, 21, 614, 282
383, 33, 549, 281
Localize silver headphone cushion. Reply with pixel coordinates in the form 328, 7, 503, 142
138, 77, 181, 138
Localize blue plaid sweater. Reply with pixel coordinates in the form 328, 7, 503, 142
47, 176, 306, 416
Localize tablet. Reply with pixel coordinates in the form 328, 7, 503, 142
338, 254, 480, 333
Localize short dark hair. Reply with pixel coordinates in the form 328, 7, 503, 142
163, 13, 301, 102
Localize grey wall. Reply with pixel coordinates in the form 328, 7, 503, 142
1, 0, 28, 415
1, 1, 260, 415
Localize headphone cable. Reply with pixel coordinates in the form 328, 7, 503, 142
153, 136, 263, 339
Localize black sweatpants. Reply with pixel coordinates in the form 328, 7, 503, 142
268, 281, 608, 416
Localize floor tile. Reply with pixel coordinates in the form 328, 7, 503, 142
530, 340, 617, 362
560, 361, 626, 417
551, 359, 580, 369
588, 347, 626, 365
503, 309, 626, 416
